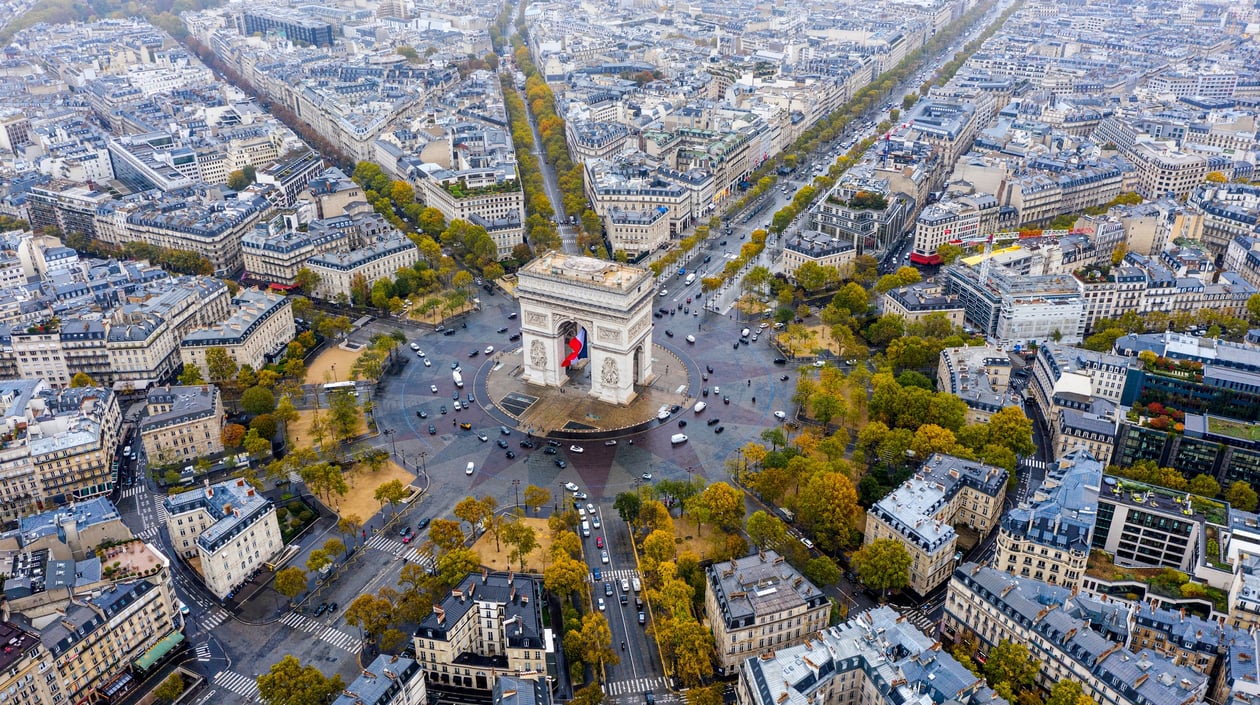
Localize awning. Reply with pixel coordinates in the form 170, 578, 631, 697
133, 631, 185, 671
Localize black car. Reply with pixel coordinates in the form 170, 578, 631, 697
314, 602, 328, 616
703, 255, 712, 263
723, 395, 730, 404
544, 447, 557, 455
417, 517, 431, 530
773, 357, 787, 365
707, 418, 720, 426
497, 327, 509, 334
715, 426, 725, 434
506, 450, 516, 459
509, 333, 521, 341
702, 387, 709, 397
555, 459, 567, 468
733, 342, 739, 349
706, 365, 714, 373
497, 439, 509, 448
429, 424, 437, 434
654, 312, 663, 319
469, 350, 479, 357
416, 410, 428, 418
780, 374, 790, 381
670, 404, 681, 413
440, 405, 447, 414
507, 312, 518, 320
443, 329, 457, 336
678, 420, 687, 428
327, 602, 337, 613
520, 439, 536, 448
664, 330, 673, 337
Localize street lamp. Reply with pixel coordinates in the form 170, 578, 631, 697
384, 428, 397, 456
512, 479, 521, 509
331, 363, 337, 383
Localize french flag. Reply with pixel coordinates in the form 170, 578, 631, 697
562, 329, 587, 368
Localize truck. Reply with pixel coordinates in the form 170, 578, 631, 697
453, 370, 464, 388
684, 273, 696, 286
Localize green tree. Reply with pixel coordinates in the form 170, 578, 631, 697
374, 479, 409, 514
1228, 480, 1259, 511
243, 428, 271, 459
502, 519, 539, 569
153, 673, 185, 704
327, 390, 360, 443
293, 267, 321, 293
427, 518, 466, 554
205, 346, 238, 384
1248, 293, 1260, 325
576, 612, 620, 667
274, 566, 307, 601
256, 655, 345, 705
241, 385, 277, 415
544, 554, 589, 597
343, 593, 394, 643
746, 510, 787, 550
697, 481, 744, 530
178, 364, 204, 385
1046, 680, 1097, 705
982, 640, 1040, 702
804, 556, 842, 587
523, 484, 550, 513
1188, 474, 1221, 498
796, 472, 860, 552
851, 538, 912, 599
614, 492, 642, 523
670, 619, 716, 686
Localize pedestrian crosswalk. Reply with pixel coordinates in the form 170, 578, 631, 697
366, 533, 403, 554
214, 670, 259, 701
278, 611, 362, 653
121, 486, 145, 498
135, 526, 158, 541
400, 547, 436, 571
591, 568, 640, 583
201, 608, 230, 630
153, 496, 168, 524
194, 643, 212, 661
1021, 458, 1047, 471
605, 677, 667, 696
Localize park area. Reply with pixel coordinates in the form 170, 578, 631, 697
776, 324, 850, 357
305, 345, 362, 385
335, 460, 416, 522
408, 296, 477, 325
286, 408, 367, 444
472, 517, 556, 572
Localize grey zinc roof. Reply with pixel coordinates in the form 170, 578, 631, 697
1000, 449, 1100, 552
707, 550, 826, 628
331, 655, 420, 705
417, 571, 544, 651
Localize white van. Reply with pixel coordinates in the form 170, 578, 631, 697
465, 461, 475, 475
694, 401, 707, 413
632, 576, 642, 592
581, 520, 591, 537
670, 433, 689, 445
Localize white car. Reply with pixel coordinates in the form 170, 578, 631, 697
417, 350, 425, 357
570, 445, 584, 453
586, 503, 595, 514
409, 343, 419, 351
813, 360, 826, 367
713, 386, 720, 395
465, 462, 475, 476
564, 482, 580, 492
430, 384, 438, 393
658, 289, 668, 297
423, 359, 432, 367
800, 537, 815, 550
774, 410, 787, 420
641, 472, 653, 480
597, 598, 606, 611
485, 346, 494, 355
601, 550, 609, 564
477, 432, 488, 442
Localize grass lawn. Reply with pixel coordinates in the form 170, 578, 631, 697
336, 460, 416, 522
305, 346, 363, 385
1208, 415, 1260, 442
472, 517, 556, 572
673, 519, 719, 559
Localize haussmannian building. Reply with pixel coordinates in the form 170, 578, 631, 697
704, 550, 831, 676
179, 288, 294, 377
138, 384, 225, 466
164, 478, 282, 599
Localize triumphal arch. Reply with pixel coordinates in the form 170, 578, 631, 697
516, 253, 655, 405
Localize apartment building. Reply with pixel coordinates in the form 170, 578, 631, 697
180, 289, 294, 377
242, 213, 359, 285
0, 379, 122, 524
778, 232, 856, 282
995, 449, 1102, 588
737, 605, 1009, 705
414, 168, 525, 260
936, 345, 1018, 424
1198, 184, 1260, 256
254, 151, 325, 208
413, 571, 549, 691
943, 563, 1209, 705
332, 655, 428, 705
26, 180, 114, 240
1129, 142, 1227, 201
566, 120, 630, 162
308, 231, 419, 302
138, 384, 224, 466
584, 158, 699, 238
881, 281, 965, 327
811, 177, 911, 255
910, 194, 1002, 264
1028, 342, 1130, 432
493, 675, 552, 705
1092, 475, 1217, 574
866, 454, 1007, 595
1229, 553, 1260, 631
240, 8, 334, 46
904, 99, 981, 167
301, 166, 365, 219
1005, 160, 1126, 225
165, 477, 282, 599
603, 207, 671, 257
704, 550, 831, 676
944, 265, 1085, 347
122, 186, 273, 276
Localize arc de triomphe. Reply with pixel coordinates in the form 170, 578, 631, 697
515, 253, 655, 405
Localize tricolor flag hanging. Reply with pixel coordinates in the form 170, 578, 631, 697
562, 329, 588, 368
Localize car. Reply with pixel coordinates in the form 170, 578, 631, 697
723, 395, 730, 404
592, 516, 601, 529
436, 325, 445, 332
497, 327, 509, 334
417, 517, 431, 530
507, 312, 518, 320
497, 439, 509, 448
800, 537, 815, 550
596, 536, 604, 548
409, 343, 419, 351
509, 333, 521, 341
467, 392, 475, 403
715, 426, 725, 434
544, 447, 558, 455
601, 550, 609, 564
402, 533, 412, 543
658, 289, 668, 297
620, 593, 628, 605
430, 384, 439, 393
429, 424, 437, 434
597, 598, 606, 611
416, 410, 428, 419
440, 405, 447, 414
417, 350, 426, 358
459, 422, 472, 430
506, 450, 516, 459
520, 439, 536, 448
713, 386, 719, 395
604, 581, 613, 595
423, 358, 432, 367
702, 387, 709, 397
677, 420, 687, 428
469, 350, 479, 358
555, 459, 567, 468
564, 482, 580, 492
570, 445, 584, 453
477, 432, 488, 442
779, 374, 790, 381
641, 472, 653, 480
774, 410, 787, 420
593, 568, 602, 580
314, 603, 328, 616
466, 461, 475, 475
485, 346, 495, 355
443, 328, 457, 336
707, 417, 722, 426
453, 400, 462, 411
664, 330, 673, 337
586, 503, 595, 514
814, 360, 826, 367
501, 426, 511, 436
451, 362, 459, 370
548, 439, 561, 447
400, 526, 412, 537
